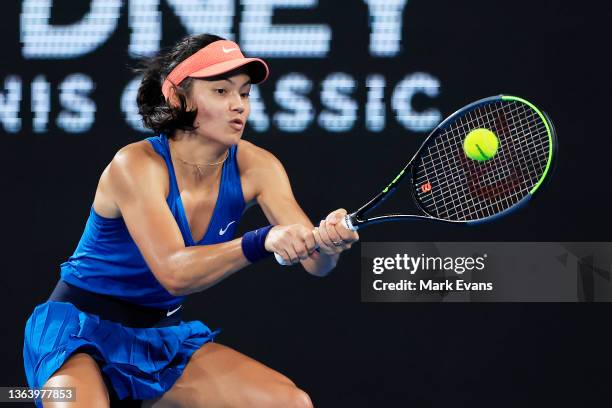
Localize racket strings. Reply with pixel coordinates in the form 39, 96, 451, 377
425, 101, 548, 220
414, 100, 550, 221
432, 102, 548, 220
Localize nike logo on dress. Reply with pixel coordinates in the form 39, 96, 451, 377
222, 47, 238, 53
219, 221, 236, 236
166, 305, 182, 316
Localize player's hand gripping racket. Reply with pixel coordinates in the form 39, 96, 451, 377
274, 95, 556, 265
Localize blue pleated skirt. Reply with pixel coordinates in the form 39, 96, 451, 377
23, 301, 219, 407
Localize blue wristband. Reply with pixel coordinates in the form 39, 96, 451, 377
241, 225, 274, 263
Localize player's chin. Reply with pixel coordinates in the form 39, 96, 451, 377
226, 130, 244, 145
216, 129, 243, 146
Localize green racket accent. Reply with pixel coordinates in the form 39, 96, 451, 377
383, 169, 405, 193
502, 95, 553, 194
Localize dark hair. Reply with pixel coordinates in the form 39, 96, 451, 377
135, 33, 225, 136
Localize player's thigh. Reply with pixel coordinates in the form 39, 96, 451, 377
43, 352, 109, 408
142, 342, 313, 408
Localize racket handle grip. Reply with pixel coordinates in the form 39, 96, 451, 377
274, 248, 323, 266
342, 215, 358, 231
274, 215, 357, 265
274, 252, 292, 266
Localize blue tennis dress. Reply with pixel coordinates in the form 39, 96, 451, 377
23, 135, 245, 405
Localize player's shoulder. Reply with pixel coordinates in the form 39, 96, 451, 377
112, 139, 163, 168
108, 139, 167, 186
236, 140, 288, 200
237, 139, 282, 172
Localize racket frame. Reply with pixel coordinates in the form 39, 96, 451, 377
344, 95, 557, 231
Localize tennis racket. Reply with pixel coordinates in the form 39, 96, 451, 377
274, 95, 556, 265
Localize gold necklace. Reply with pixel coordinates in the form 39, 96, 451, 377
173, 150, 229, 176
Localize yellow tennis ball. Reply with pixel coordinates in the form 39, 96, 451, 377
463, 128, 499, 162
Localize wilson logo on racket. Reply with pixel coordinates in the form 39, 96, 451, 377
421, 182, 432, 193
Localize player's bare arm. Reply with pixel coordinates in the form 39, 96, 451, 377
237, 140, 359, 276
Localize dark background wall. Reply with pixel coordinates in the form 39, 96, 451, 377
1, 1, 611, 406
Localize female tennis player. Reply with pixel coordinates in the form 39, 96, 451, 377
23, 33, 358, 408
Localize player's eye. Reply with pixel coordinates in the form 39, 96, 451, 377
215, 88, 226, 95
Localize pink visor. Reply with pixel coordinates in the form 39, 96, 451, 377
161, 40, 269, 99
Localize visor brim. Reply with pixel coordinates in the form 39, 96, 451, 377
188, 58, 269, 84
